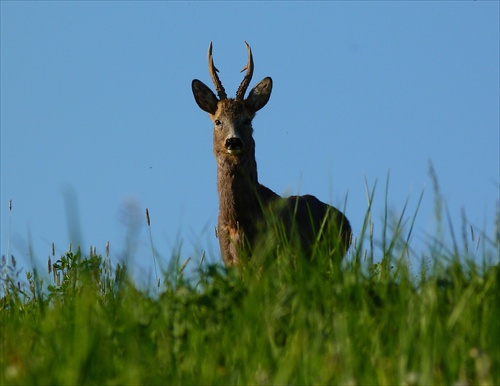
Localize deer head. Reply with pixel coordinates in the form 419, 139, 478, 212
192, 42, 272, 167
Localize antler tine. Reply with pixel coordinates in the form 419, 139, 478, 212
208, 42, 227, 100
235, 41, 254, 101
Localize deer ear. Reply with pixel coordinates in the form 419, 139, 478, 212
192, 79, 219, 114
246, 77, 272, 112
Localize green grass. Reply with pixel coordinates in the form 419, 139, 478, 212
1, 182, 499, 385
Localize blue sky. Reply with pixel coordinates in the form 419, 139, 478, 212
1, 2, 499, 282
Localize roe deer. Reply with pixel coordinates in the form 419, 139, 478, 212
192, 42, 351, 266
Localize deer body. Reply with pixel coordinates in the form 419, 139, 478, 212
192, 42, 351, 266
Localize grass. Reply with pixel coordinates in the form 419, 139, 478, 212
1, 180, 499, 385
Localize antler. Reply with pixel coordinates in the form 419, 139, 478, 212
208, 42, 227, 100
235, 41, 254, 101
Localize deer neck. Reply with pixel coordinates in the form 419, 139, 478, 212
216, 154, 261, 227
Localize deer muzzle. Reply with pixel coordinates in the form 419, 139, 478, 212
225, 137, 243, 155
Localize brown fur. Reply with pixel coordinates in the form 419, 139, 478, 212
192, 43, 351, 266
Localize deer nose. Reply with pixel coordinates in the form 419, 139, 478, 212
225, 137, 243, 154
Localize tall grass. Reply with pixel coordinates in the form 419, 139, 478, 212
1, 180, 499, 385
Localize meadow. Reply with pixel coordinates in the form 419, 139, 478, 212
1, 181, 499, 385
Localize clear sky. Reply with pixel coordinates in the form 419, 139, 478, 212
1, 2, 499, 283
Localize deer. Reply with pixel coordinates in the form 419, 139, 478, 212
191, 42, 352, 267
